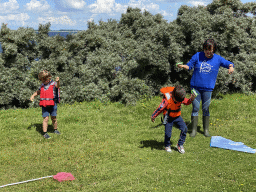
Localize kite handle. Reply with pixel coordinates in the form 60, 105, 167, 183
176, 62, 183, 66
191, 88, 198, 97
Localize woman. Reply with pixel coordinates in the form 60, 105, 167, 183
178, 39, 234, 137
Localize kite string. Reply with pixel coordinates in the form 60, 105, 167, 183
0, 175, 53, 188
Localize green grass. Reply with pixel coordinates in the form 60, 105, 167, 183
0, 93, 255, 191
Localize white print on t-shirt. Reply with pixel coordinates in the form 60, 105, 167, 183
199, 60, 212, 73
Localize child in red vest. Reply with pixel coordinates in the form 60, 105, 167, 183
151, 85, 196, 153
30, 70, 61, 139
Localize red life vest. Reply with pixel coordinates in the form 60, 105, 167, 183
39, 82, 57, 107
160, 86, 182, 118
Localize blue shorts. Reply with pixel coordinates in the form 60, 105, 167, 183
42, 103, 57, 118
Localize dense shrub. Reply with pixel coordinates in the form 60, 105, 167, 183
0, 0, 256, 109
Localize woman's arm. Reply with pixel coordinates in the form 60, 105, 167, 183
177, 65, 189, 70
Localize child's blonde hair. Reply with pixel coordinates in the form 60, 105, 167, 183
38, 70, 52, 81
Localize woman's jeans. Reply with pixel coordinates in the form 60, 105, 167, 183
191, 89, 212, 117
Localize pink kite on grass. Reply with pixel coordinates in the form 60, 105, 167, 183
0, 172, 75, 188
53, 172, 75, 182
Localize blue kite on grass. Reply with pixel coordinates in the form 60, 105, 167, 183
210, 136, 256, 154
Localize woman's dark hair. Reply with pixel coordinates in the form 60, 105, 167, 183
173, 85, 186, 102
203, 39, 217, 53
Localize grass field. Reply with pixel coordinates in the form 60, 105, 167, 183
0, 93, 255, 191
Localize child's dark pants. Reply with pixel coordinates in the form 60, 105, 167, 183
164, 116, 187, 147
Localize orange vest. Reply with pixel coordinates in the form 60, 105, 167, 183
160, 87, 182, 118
39, 84, 55, 107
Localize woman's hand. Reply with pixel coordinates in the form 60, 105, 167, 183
228, 67, 234, 74
177, 65, 189, 70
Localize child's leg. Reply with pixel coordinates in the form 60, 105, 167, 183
51, 116, 57, 130
175, 116, 188, 146
43, 116, 49, 132
164, 120, 174, 147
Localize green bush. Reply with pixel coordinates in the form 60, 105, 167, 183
0, 1, 256, 109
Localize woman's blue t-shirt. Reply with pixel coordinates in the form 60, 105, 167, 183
187, 52, 234, 91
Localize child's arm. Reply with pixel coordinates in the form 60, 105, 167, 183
182, 94, 196, 105
30, 90, 40, 102
55, 77, 60, 88
151, 98, 168, 122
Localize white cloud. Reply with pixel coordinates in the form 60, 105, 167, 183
55, 0, 86, 10
114, 2, 127, 13
0, 0, 19, 13
88, 14, 97, 22
25, 0, 51, 12
38, 15, 77, 26
128, 0, 174, 19
89, 0, 127, 14
189, 1, 207, 6
146, 2, 160, 10
162, 10, 173, 17
128, 0, 160, 13
154, 0, 210, 2
89, 0, 115, 14
0, 13, 30, 26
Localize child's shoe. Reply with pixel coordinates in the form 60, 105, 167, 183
43, 133, 51, 139
165, 146, 172, 153
176, 145, 185, 154
54, 130, 61, 135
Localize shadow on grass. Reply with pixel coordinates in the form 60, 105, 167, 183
140, 140, 166, 150
27, 123, 55, 135
151, 123, 164, 128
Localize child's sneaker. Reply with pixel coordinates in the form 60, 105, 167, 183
43, 133, 51, 139
176, 145, 185, 154
54, 130, 61, 135
165, 146, 172, 153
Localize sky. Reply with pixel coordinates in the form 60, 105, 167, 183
0, 0, 254, 31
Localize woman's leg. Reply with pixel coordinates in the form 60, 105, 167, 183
201, 91, 212, 117
201, 91, 212, 137
190, 89, 200, 137
191, 89, 201, 116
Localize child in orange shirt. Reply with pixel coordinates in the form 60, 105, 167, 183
151, 85, 196, 153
